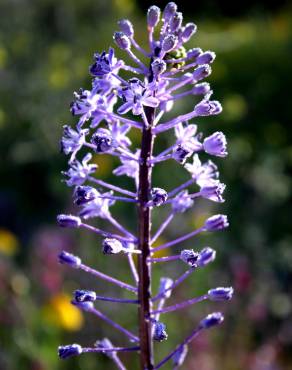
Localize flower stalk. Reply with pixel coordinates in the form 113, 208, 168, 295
56, 3, 233, 369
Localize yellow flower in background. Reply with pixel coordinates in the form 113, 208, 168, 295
0, 228, 19, 256
43, 293, 83, 331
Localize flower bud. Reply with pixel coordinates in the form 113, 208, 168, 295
194, 100, 222, 116
161, 34, 178, 53
192, 64, 212, 82
58, 251, 81, 268
181, 23, 197, 43
113, 31, 131, 50
151, 187, 168, 206
196, 51, 216, 65
205, 214, 229, 231
147, 6, 160, 27
57, 214, 81, 228
200, 182, 226, 203
203, 132, 227, 157
163, 2, 177, 22
208, 287, 234, 301
102, 238, 125, 254
180, 249, 199, 267
187, 48, 202, 59
58, 344, 82, 359
153, 321, 168, 342
197, 247, 216, 267
192, 82, 211, 95
169, 12, 183, 32
199, 312, 224, 329
74, 289, 97, 302
118, 19, 134, 37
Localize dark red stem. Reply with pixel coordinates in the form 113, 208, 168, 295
137, 102, 155, 369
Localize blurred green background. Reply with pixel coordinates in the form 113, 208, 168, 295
0, 0, 292, 369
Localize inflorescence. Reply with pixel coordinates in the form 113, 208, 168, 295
57, 3, 233, 369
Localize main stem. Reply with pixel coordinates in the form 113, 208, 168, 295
138, 102, 155, 369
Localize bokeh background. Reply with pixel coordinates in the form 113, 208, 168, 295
0, 0, 292, 369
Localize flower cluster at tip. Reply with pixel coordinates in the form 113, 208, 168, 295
57, 2, 233, 368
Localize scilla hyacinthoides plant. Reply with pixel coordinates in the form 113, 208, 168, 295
57, 3, 233, 369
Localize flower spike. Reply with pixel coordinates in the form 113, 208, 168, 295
56, 3, 233, 369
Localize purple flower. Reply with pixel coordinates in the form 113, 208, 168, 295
90, 93, 117, 128
74, 290, 97, 302
62, 153, 97, 186
90, 48, 122, 77
192, 65, 212, 82
204, 214, 229, 231
113, 31, 131, 50
174, 122, 202, 152
197, 247, 216, 267
169, 12, 183, 32
196, 51, 216, 65
58, 251, 81, 268
147, 6, 161, 27
194, 99, 222, 116
70, 89, 101, 128
78, 190, 114, 219
91, 129, 113, 153
118, 19, 134, 37
74, 186, 98, 205
199, 312, 224, 329
151, 59, 167, 78
102, 238, 125, 254
161, 34, 178, 52
171, 190, 194, 213
58, 344, 82, 359
180, 249, 199, 266
153, 321, 168, 342
72, 299, 94, 312
57, 214, 81, 228
192, 82, 211, 95
118, 78, 159, 115
151, 188, 168, 206
196, 50, 216, 64
113, 149, 140, 184
187, 47, 202, 59
60, 125, 89, 162
172, 144, 193, 164
208, 287, 234, 301
184, 154, 219, 187
200, 181, 226, 203
203, 131, 228, 157
181, 23, 197, 42
162, 2, 177, 22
